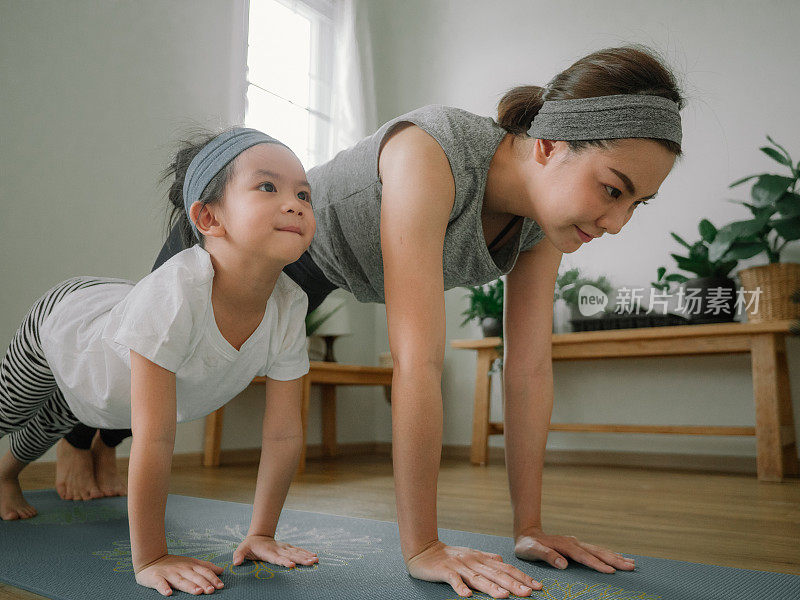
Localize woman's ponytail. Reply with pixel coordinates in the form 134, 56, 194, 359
497, 85, 546, 135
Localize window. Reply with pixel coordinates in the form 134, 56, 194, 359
245, 0, 334, 169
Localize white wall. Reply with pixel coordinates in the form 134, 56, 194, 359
364, 0, 800, 457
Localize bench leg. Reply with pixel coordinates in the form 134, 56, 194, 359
202, 407, 225, 467
470, 349, 494, 466
751, 333, 799, 482
322, 384, 337, 457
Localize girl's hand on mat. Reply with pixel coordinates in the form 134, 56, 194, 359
232, 534, 319, 568
134, 554, 225, 596
514, 528, 636, 574
405, 539, 543, 598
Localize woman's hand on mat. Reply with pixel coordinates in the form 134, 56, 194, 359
134, 554, 225, 596
232, 534, 319, 568
514, 528, 635, 573
405, 539, 543, 598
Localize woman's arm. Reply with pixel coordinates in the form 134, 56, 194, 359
231, 376, 318, 569
129, 350, 225, 596
504, 241, 635, 573
502, 238, 560, 534
379, 125, 540, 598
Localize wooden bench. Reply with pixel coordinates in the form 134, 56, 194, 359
452, 320, 799, 482
202, 361, 393, 473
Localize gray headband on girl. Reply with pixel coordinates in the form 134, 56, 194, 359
183, 127, 287, 240
527, 94, 682, 146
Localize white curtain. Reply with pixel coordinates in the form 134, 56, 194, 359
327, 0, 377, 156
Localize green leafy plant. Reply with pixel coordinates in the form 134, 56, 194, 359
554, 268, 580, 302
555, 268, 613, 310
654, 219, 739, 292
651, 266, 687, 293
709, 136, 800, 264
460, 278, 504, 326
305, 301, 344, 336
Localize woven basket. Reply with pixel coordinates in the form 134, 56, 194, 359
737, 262, 800, 322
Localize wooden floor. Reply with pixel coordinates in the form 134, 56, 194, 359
2, 455, 799, 598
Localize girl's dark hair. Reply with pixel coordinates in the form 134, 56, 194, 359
497, 44, 684, 157
163, 127, 238, 249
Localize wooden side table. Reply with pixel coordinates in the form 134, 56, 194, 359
202, 361, 393, 474
451, 320, 799, 482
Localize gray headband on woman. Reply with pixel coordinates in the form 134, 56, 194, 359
183, 127, 287, 240
527, 94, 682, 146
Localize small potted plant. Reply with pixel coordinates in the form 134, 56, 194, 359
461, 278, 504, 337
661, 218, 739, 323
651, 266, 688, 293
708, 136, 800, 322
550, 268, 576, 333
555, 268, 613, 321
305, 301, 345, 360
650, 266, 688, 316
552, 268, 617, 332
553, 268, 578, 333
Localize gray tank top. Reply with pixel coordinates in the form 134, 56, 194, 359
306, 104, 546, 303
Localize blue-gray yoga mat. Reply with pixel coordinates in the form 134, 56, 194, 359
0, 489, 798, 599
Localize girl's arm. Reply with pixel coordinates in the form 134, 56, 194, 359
129, 350, 225, 596
128, 349, 177, 569
378, 124, 540, 598
230, 376, 318, 569
504, 240, 634, 573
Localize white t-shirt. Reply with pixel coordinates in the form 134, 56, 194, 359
39, 245, 310, 429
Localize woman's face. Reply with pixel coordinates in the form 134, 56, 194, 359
212, 143, 316, 264
526, 138, 677, 254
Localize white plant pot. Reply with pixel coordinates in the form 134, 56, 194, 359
552, 299, 572, 333
306, 336, 326, 361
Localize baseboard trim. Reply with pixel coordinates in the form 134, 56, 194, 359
30, 443, 758, 475
433, 446, 756, 473
543, 449, 756, 474
218, 443, 757, 474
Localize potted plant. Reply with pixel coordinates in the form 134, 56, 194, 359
550, 268, 574, 334
555, 268, 613, 321
461, 278, 504, 337
708, 136, 800, 322
649, 266, 688, 317
305, 301, 345, 360
660, 218, 739, 323
651, 265, 687, 293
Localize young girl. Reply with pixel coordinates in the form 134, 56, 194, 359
0, 127, 319, 595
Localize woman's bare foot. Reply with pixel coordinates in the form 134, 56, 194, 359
91, 433, 127, 497
55, 438, 103, 500
0, 450, 37, 520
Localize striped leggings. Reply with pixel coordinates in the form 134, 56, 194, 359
0, 277, 110, 463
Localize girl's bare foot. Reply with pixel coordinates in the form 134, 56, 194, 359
91, 433, 127, 497
55, 438, 103, 500
0, 450, 37, 520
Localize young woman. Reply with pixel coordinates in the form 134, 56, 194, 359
58, 45, 684, 598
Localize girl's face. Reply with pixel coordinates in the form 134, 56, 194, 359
525, 138, 677, 253
211, 143, 316, 264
